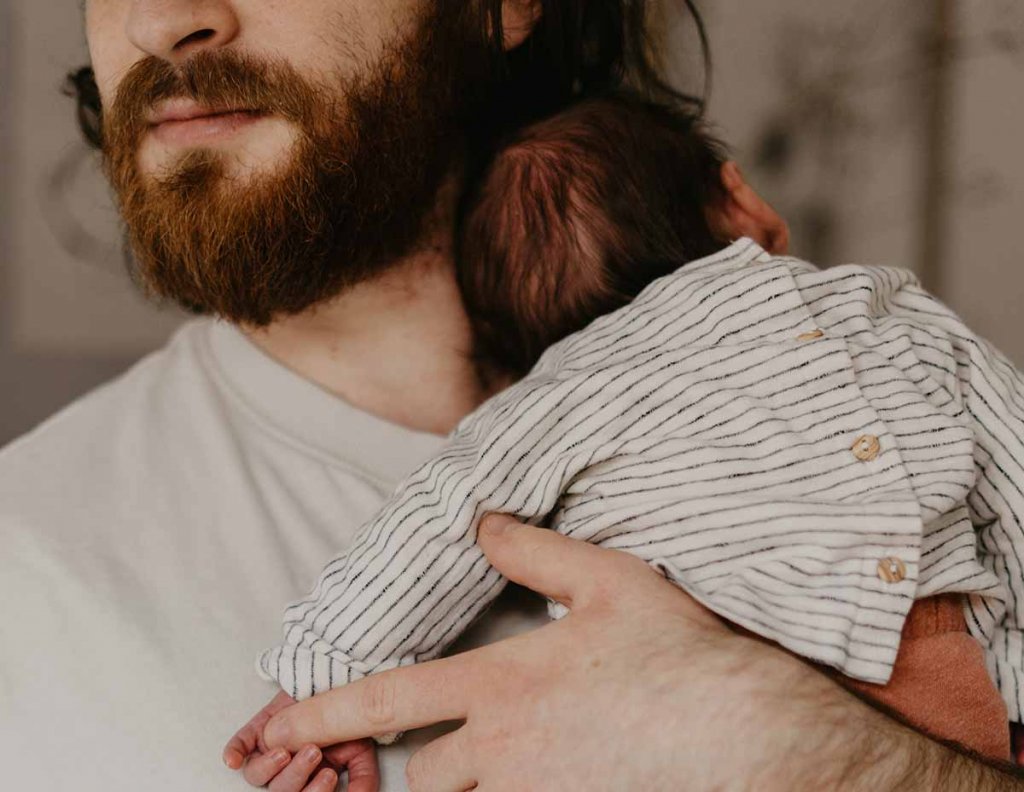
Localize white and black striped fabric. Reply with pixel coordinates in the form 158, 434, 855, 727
258, 238, 1024, 721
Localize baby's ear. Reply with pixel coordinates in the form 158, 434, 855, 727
501, 0, 544, 50
706, 162, 790, 255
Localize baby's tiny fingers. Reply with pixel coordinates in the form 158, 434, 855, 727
224, 727, 259, 770
242, 748, 291, 787
269, 745, 324, 792
223, 745, 246, 771
345, 742, 380, 792
227, 692, 296, 767
323, 738, 376, 766
303, 768, 339, 792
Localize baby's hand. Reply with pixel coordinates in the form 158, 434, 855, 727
224, 690, 380, 792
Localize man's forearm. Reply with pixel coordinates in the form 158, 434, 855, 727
926, 748, 1024, 791
853, 717, 1022, 791
767, 669, 1024, 791
263, 523, 1024, 792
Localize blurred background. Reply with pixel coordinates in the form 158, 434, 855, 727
2, 0, 1023, 447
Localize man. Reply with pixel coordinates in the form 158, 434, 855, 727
0, 1, 1020, 790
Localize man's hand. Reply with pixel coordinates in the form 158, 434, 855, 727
262, 515, 1024, 791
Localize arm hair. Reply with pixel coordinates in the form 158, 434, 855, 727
765, 669, 1024, 791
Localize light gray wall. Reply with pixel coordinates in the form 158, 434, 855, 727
2, 0, 1023, 447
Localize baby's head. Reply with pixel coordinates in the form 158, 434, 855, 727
456, 90, 729, 380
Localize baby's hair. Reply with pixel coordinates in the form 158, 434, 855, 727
456, 90, 729, 380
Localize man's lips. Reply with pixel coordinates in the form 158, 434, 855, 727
146, 100, 266, 146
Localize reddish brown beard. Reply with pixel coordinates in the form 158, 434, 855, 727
101, 13, 470, 326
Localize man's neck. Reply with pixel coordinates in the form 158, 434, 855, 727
243, 247, 489, 437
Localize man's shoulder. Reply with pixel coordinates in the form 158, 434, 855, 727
0, 320, 218, 514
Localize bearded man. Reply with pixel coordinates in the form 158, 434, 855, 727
1, 1, 1022, 790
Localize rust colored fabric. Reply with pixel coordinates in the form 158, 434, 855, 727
841, 594, 1010, 762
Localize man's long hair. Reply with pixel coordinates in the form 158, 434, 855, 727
66, 0, 711, 150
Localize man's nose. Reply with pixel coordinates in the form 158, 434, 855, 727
126, 0, 240, 63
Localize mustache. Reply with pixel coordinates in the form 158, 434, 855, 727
102, 50, 327, 151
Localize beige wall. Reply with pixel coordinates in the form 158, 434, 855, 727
2, 0, 1023, 445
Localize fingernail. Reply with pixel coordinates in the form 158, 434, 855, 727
480, 514, 518, 538
271, 748, 290, 764
303, 745, 321, 762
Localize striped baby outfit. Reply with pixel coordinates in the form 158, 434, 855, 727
258, 238, 1024, 722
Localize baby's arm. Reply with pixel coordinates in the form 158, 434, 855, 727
257, 379, 594, 701
224, 691, 379, 791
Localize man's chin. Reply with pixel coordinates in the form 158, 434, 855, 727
105, 2, 473, 326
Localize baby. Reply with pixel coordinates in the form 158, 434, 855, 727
226, 92, 1023, 784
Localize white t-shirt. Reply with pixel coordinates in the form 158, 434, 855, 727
0, 319, 547, 791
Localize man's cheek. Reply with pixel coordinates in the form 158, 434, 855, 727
86, 6, 136, 107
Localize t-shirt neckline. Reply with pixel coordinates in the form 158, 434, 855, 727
202, 319, 447, 485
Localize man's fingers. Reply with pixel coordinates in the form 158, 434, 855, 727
478, 514, 646, 607
224, 710, 267, 768
260, 691, 299, 752
264, 656, 474, 750
405, 728, 476, 792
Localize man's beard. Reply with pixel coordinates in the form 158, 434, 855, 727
102, 8, 478, 325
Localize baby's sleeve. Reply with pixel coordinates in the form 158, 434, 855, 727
256, 379, 593, 701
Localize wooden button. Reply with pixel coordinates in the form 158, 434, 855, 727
877, 557, 907, 583
797, 329, 825, 341
851, 434, 880, 461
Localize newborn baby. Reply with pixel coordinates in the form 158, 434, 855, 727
227, 92, 1023, 787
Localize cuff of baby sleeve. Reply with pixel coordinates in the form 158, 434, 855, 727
256, 644, 384, 701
